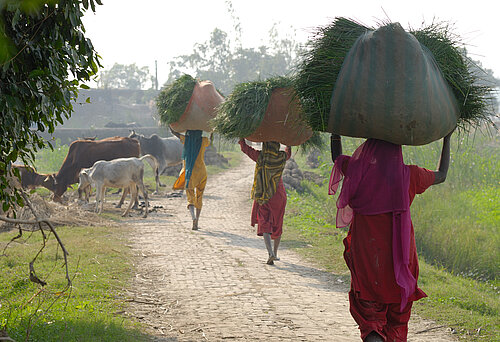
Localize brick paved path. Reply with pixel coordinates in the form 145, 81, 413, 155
124, 157, 456, 342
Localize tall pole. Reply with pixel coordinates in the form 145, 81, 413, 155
155, 60, 158, 91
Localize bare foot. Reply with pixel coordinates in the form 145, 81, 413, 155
266, 255, 275, 265
192, 219, 199, 230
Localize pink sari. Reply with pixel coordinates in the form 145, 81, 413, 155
329, 139, 414, 310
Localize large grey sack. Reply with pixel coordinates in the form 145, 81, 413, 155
328, 23, 458, 145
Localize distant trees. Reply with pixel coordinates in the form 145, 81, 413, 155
165, 24, 303, 95
97, 62, 153, 90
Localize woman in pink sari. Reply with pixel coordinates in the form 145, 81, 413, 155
329, 131, 453, 342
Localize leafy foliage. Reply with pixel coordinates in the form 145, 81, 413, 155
0, 0, 101, 210
156, 74, 197, 125
212, 76, 293, 138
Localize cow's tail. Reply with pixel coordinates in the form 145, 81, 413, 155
140, 154, 159, 179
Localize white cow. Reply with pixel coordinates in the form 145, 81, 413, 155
78, 155, 158, 218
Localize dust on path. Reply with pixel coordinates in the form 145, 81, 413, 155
123, 157, 457, 342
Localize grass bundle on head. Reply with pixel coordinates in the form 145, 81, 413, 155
212, 76, 294, 138
295, 18, 495, 132
294, 18, 371, 132
410, 22, 495, 128
156, 74, 197, 125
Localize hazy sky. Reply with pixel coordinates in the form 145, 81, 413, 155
82, 0, 500, 87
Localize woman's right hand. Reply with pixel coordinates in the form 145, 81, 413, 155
330, 134, 342, 163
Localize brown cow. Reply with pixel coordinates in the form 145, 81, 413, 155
11, 164, 54, 191
46, 136, 140, 202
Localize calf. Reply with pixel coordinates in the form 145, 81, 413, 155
79, 155, 158, 218
78, 170, 137, 208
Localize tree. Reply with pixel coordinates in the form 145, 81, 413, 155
165, 0, 303, 95
97, 62, 152, 89
166, 26, 303, 95
0, 0, 101, 211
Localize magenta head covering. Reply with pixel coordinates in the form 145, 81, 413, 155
329, 139, 415, 310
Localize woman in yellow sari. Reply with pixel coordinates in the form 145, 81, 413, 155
171, 128, 211, 230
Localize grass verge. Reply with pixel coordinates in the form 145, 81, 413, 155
0, 224, 148, 341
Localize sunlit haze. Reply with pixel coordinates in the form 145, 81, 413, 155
82, 0, 500, 87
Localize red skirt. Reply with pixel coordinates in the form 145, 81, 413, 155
345, 213, 426, 304
251, 179, 287, 239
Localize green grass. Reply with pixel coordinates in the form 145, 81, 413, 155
156, 74, 197, 125
211, 76, 294, 138
414, 263, 499, 341
0, 224, 148, 341
283, 129, 499, 341
28, 139, 69, 174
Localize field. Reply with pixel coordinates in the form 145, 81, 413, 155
283, 127, 499, 341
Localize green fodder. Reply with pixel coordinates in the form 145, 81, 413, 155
410, 23, 496, 128
156, 74, 197, 125
294, 18, 495, 132
212, 76, 294, 139
294, 17, 370, 132
298, 131, 326, 152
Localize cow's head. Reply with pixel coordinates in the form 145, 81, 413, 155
128, 130, 138, 139
42, 174, 56, 192
45, 174, 69, 201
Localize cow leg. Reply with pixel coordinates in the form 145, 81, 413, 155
122, 183, 137, 217
154, 170, 160, 194
158, 166, 167, 187
81, 185, 91, 203
132, 184, 140, 209
137, 181, 148, 218
85, 186, 91, 203
116, 187, 129, 208
99, 186, 107, 214
95, 184, 103, 213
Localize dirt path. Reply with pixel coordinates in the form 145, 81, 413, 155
123, 157, 456, 342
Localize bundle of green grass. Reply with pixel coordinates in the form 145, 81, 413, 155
212, 76, 313, 146
294, 17, 495, 145
156, 74, 224, 132
156, 74, 197, 126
